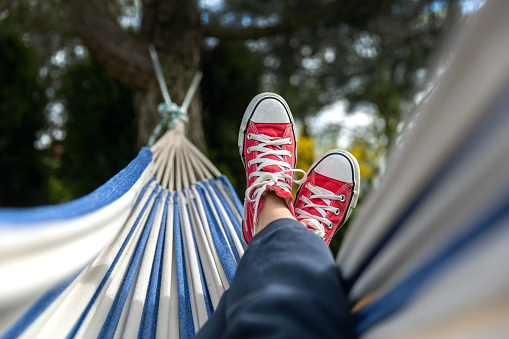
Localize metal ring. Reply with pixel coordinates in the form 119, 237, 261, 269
339, 194, 346, 202
334, 208, 340, 215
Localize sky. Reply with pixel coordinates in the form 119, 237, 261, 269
308, 101, 375, 150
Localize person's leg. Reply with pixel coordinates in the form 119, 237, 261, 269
197, 203, 355, 338
194, 191, 296, 336
256, 191, 294, 233
196, 93, 357, 338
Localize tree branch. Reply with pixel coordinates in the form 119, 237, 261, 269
64, 0, 152, 89
1, 0, 12, 13
203, 0, 348, 40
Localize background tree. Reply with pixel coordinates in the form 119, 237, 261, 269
0, 27, 48, 206
5, 0, 454, 147
57, 59, 137, 198
201, 40, 264, 194
1, 0, 468, 251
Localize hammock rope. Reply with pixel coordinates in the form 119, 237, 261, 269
147, 44, 203, 147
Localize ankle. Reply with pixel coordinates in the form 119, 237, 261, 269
256, 191, 295, 234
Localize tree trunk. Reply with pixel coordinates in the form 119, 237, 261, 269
137, 0, 204, 150
132, 72, 205, 151
65, 0, 205, 151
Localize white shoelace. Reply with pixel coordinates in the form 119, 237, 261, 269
295, 183, 342, 240
244, 133, 306, 236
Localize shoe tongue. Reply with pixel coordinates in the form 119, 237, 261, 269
313, 172, 346, 193
305, 172, 344, 215
255, 123, 290, 174
255, 123, 287, 142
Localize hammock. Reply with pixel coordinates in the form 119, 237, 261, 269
0, 122, 244, 338
0, 46, 245, 338
338, 1, 509, 337
2, 1, 509, 338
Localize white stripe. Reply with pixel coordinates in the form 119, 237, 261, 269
351, 108, 509, 300
338, 0, 509, 278
189, 186, 225, 307
0, 166, 153, 328
156, 194, 179, 339
179, 190, 208, 331
121, 190, 167, 338
18, 181, 157, 339
75, 184, 159, 339
205, 182, 244, 259
195, 183, 230, 288
364, 217, 509, 339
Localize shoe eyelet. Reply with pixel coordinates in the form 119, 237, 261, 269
339, 194, 346, 202
247, 133, 253, 140
334, 208, 340, 216
322, 234, 327, 240
287, 138, 292, 144
327, 222, 333, 229
247, 147, 252, 154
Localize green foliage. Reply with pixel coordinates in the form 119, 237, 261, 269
58, 58, 136, 198
296, 131, 316, 173
208, 0, 452, 147
201, 40, 264, 196
0, 26, 49, 206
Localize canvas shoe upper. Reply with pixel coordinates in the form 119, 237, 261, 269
295, 149, 360, 245
238, 93, 306, 245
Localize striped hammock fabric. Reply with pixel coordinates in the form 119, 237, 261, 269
2, 1, 509, 338
338, 1, 509, 337
0, 124, 244, 338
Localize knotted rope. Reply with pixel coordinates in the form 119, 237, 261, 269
147, 44, 202, 147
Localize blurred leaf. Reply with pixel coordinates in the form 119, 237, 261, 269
0, 26, 49, 206
58, 58, 136, 198
201, 40, 264, 197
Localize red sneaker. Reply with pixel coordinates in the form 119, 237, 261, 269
238, 93, 305, 245
294, 150, 360, 245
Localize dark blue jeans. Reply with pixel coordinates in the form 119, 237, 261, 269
196, 218, 356, 338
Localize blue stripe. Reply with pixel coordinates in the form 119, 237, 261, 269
211, 179, 243, 241
355, 188, 509, 332
65, 183, 158, 339
0, 148, 152, 224
138, 192, 169, 339
98, 189, 163, 338
186, 199, 213, 317
1, 272, 79, 339
195, 184, 237, 283
173, 192, 195, 338
203, 181, 241, 262
217, 175, 243, 215
345, 80, 509, 291
133, 177, 156, 208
